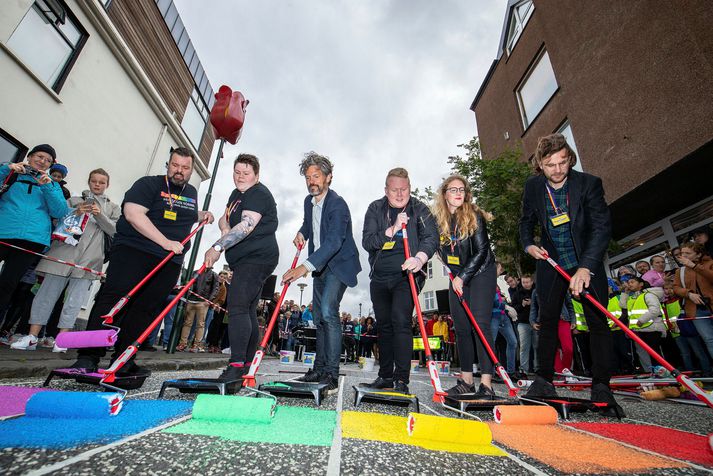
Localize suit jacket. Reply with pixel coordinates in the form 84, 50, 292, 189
298, 188, 361, 288
519, 169, 611, 272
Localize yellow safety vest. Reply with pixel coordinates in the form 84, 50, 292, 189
626, 292, 654, 330
572, 298, 589, 332
607, 296, 622, 331
662, 300, 680, 338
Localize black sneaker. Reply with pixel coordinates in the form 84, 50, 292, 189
393, 380, 410, 394
116, 361, 151, 377
524, 376, 558, 398
446, 379, 476, 397
319, 374, 339, 394
513, 371, 529, 381
68, 357, 99, 373
219, 364, 247, 381
366, 377, 394, 389
473, 383, 496, 400
139, 343, 157, 352
296, 369, 322, 382
591, 382, 626, 418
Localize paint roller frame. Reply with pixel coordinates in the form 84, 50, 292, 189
543, 252, 713, 409
352, 384, 421, 413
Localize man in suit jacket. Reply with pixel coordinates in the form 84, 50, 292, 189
282, 152, 361, 391
519, 133, 623, 417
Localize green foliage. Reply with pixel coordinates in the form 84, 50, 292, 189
411, 186, 434, 202
448, 137, 533, 275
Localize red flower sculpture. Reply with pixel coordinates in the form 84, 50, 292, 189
210, 86, 249, 145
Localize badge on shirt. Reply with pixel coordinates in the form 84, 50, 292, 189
447, 255, 460, 265
550, 212, 570, 227
164, 210, 177, 221
382, 241, 395, 250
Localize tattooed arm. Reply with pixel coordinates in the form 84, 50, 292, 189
204, 210, 262, 267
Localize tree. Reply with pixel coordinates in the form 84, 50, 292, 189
448, 137, 533, 275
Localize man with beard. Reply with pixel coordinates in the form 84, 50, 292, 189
282, 152, 361, 392
69, 147, 214, 377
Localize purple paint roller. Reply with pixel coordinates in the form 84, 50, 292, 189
56, 330, 118, 349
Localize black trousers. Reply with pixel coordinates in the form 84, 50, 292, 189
79, 245, 180, 363
0, 239, 44, 311
371, 277, 414, 382
448, 263, 497, 375
611, 330, 634, 373
535, 262, 612, 385
226, 262, 275, 364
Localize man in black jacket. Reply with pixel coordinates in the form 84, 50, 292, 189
519, 133, 622, 416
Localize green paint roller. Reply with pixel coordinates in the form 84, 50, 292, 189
191, 394, 276, 424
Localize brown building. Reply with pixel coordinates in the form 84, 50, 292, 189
471, 0, 713, 272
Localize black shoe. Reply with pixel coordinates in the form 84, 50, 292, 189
524, 376, 558, 398
366, 377, 394, 389
393, 380, 410, 394
319, 374, 339, 394
591, 382, 626, 418
139, 343, 157, 352
116, 361, 151, 377
446, 379, 476, 397
473, 383, 496, 400
68, 357, 99, 373
513, 371, 528, 381
219, 364, 247, 381
296, 369, 322, 382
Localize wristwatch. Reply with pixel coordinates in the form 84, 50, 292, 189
212, 244, 224, 253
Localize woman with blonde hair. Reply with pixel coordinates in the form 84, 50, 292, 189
433, 175, 498, 398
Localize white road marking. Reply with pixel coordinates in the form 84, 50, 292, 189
326, 375, 345, 476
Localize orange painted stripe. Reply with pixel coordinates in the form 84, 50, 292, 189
488, 424, 686, 474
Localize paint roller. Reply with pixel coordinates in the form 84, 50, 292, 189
191, 394, 275, 424
493, 405, 559, 425
25, 391, 124, 418
405, 413, 495, 452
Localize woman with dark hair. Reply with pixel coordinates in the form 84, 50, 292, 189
673, 241, 713, 359
360, 316, 377, 358
432, 174, 498, 398
204, 154, 279, 381
619, 276, 666, 373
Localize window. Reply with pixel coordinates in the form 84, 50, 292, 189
6, 0, 88, 92
181, 88, 208, 148
516, 50, 558, 128
427, 261, 433, 279
0, 129, 27, 164
442, 265, 449, 277
505, 0, 534, 55
557, 120, 582, 171
424, 291, 435, 311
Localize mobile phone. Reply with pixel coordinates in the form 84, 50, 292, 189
84, 197, 96, 205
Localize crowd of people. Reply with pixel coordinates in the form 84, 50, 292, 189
1, 137, 712, 416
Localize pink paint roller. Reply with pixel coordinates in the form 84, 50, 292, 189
55, 330, 118, 348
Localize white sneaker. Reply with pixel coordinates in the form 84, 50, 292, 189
39, 336, 55, 348
52, 343, 67, 353
221, 347, 231, 354
10, 335, 38, 351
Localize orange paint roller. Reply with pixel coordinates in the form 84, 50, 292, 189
493, 405, 558, 425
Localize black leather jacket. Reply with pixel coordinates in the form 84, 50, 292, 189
438, 212, 495, 284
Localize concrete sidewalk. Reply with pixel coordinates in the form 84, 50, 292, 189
0, 344, 231, 379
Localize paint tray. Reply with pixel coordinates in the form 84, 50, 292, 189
258, 381, 329, 406
444, 393, 519, 412
158, 378, 242, 398
353, 384, 420, 413
522, 396, 622, 420
44, 368, 149, 391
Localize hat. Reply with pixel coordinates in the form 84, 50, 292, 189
50, 163, 68, 178
27, 144, 56, 161
619, 274, 633, 283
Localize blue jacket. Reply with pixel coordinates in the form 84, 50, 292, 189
0, 165, 70, 246
298, 188, 361, 288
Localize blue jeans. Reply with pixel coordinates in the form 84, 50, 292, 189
675, 335, 711, 373
202, 308, 215, 344
517, 323, 535, 372
312, 269, 347, 378
161, 296, 179, 346
491, 313, 517, 373
693, 308, 713, 358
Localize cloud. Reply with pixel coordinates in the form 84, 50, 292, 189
176, 0, 508, 315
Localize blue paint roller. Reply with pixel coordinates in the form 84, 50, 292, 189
26, 391, 124, 418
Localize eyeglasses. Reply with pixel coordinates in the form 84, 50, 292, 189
33, 156, 54, 164
446, 187, 466, 194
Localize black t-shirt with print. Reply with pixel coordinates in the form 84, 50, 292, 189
114, 175, 198, 263
224, 182, 279, 268
372, 205, 406, 282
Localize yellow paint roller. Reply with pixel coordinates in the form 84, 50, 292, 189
405, 413, 496, 451
493, 405, 558, 425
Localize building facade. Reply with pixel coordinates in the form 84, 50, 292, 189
0, 0, 217, 202
471, 0, 713, 274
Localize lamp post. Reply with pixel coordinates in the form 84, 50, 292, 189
297, 283, 308, 306
359, 303, 362, 317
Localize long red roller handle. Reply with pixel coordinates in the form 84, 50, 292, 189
402, 223, 446, 402
243, 244, 303, 386
543, 252, 713, 409
0, 240, 105, 277
100, 264, 208, 384
100, 220, 208, 324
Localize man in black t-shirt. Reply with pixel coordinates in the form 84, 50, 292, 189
69, 147, 214, 377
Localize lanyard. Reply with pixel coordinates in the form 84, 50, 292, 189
545, 183, 569, 214
385, 205, 407, 230
165, 176, 185, 211
450, 223, 458, 254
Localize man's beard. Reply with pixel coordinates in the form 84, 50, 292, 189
308, 184, 324, 196
169, 172, 187, 186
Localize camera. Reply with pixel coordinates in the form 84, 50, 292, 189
24, 166, 44, 179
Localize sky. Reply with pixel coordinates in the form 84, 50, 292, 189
174, 0, 509, 317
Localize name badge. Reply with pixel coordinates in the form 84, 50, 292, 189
382, 241, 395, 250
550, 212, 570, 227
164, 210, 177, 221
447, 255, 460, 265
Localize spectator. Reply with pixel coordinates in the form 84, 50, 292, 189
673, 241, 713, 360
691, 227, 713, 257
49, 163, 71, 199
617, 265, 637, 281
0, 144, 69, 331
620, 276, 667, 373
354, 318, 362, 356
176, 266, 219, 352
505, 274, 519, 303
641, 255, 666, 288
512, 275, 535, 373
361, 316, 377, 358
492, 287, 518, 377
203, 271, 228, 349
425, 313, 437, 336
0, 264, 39, 344
607, 278, 634, 375
302, 302, 313, 326
664, 282, 711, 376
671, 247, 682, 267
635, 260, 650, 276
12, 169, 120, 352
342, 314, 356, 362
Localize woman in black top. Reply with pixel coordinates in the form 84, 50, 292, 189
204, 154, 279, 380
433, 175, 498, 398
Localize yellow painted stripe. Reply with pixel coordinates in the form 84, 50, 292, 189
342, 411, 505, 456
